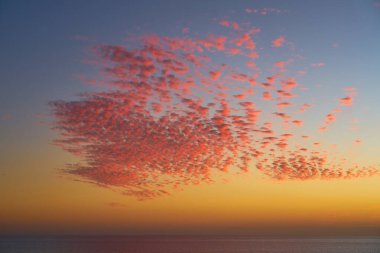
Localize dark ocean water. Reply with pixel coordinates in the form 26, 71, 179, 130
1, 236, 380, 253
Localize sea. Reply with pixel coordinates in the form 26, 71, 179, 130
1, 236, 380, 253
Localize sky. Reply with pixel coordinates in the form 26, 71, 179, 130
1, 0, 380, 236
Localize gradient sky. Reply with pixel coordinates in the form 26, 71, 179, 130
1, 0, 380, 236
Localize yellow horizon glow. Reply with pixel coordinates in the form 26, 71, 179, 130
1, 144, 379, 235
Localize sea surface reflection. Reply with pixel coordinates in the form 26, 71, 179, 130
1, 236, 380, 253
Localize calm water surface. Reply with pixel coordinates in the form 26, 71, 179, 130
1, 236, 380, 253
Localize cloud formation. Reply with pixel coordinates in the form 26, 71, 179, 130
50, 18, 379, 199
272, 36, 285, 47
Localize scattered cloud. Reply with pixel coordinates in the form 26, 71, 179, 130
272, 36, 285, 47
50, 16, 378, 200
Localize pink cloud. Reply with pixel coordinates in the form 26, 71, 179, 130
343, 87, 357, 96
209, 70, 222, 80
231, 21, 240, 30
198, 35, 227, 51
277, 102, 293, 107
273, 112, 290, 119
228, 47, 242, 55
274, 61, 287, 69
339, 96, 353, 106
272, 36, 285, 47
50, 22, 379, 200
299, 103, 311, 113
292, 120, 303, 127
262, 91, 272, 100
325, 113, 336, 125
219, 20, 230, 27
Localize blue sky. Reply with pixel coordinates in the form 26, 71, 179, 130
1, 0, 380, 235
